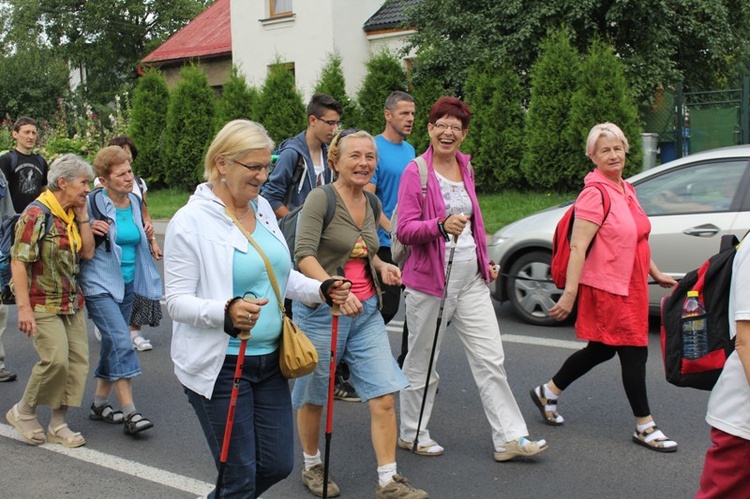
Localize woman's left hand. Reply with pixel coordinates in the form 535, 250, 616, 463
380, 263, 402, 286
143, 221, 155, 239
488, 260, 500, 283
653, 271, 678, 288
150, 238, 163, 260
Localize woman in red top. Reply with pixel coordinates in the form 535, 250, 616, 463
530, 122, 679, 452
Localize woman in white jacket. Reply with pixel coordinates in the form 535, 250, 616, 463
164, 120, 349, 499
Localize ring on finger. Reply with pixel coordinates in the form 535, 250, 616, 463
248, 313, 253, 321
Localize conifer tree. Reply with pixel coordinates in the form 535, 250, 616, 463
129, 68, 170, 185
257, 62, 306, 145
463, 60, 524, 192
521, 28, 581, 190
567, 38, 642, 180
356, 50, 408, 135
408, 71, 447, 154
314, 53, 358, 128
215, 65, 259, 132
163, 64, 216, 190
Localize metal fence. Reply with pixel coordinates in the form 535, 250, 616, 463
642, 75, 750, 167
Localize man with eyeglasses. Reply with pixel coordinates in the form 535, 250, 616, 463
364, 91, 416, 366
264, 93, 343, 218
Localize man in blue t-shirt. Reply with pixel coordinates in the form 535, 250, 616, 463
365, 91, 416, 366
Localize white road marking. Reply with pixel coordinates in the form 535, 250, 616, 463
0, 423, 213, 496
386, 320, 584, 350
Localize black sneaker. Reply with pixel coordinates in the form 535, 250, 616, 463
0, 367, 17, 382
333, 376, 360, 402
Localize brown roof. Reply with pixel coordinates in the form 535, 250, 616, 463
142, 0, 231, 64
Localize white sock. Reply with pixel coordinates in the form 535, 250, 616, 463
636, 420, 656, 433
303, 450, 322, 470
377, 462, 397, 487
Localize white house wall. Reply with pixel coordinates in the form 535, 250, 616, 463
231, 0, 410, 101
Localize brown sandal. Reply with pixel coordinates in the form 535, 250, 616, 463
632, 425, 677, 453
5, 403, 46, 445
529, 385, 564, 426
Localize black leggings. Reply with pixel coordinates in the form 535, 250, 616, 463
552, 341, 651, 418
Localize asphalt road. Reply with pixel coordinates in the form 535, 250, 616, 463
0, 233, 712, 498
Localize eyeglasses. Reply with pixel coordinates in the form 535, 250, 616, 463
317, 117, 341, 127
232, 159, 271, 173
432, 122, 464, 133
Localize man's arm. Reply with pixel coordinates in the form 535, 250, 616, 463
263, 149, 298, 217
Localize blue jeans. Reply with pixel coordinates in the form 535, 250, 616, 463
86, 281, 141, 380
185, 349, 293, 499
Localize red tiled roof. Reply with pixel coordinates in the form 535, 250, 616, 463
142, 0, 231, 63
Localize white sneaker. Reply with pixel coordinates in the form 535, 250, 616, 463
132, 336, 153, 351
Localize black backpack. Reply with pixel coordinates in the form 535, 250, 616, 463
0, 200, 53, 304
660, 234, 741, 390
278, 184, 380, 265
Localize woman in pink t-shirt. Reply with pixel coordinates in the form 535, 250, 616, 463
530, 122, 679, 453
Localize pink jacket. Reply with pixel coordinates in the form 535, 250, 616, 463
576, 169, 649, 296
396, 146, 490, 298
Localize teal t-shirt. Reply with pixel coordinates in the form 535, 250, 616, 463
227, 215, 291, 356
372, 135, 416, 248
115, 204, 140, 284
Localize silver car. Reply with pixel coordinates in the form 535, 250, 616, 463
489, 145, 750, 326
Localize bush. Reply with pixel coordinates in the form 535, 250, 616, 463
356, 50, 408, 135
163, 64, 216, 191
129, 69, 170, 185
315, 52, 359, 128
567, 38, 642, 179
215, 65, 259, 131
463, 60, 525, 192
257, 62, 306, 144
521, 28, 582, 190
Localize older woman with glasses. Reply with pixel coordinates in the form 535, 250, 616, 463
6, 154, 95, 448
396, 97, 547, 463
292, 129, 428, 499
165, 120, 350, 498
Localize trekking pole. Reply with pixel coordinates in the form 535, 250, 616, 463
413, 234, 458, 454
322, 304, 341, 499
215, 333, 249, 499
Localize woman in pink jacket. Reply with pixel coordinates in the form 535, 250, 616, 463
396, 97, 547, 462
531, 122, 679, 452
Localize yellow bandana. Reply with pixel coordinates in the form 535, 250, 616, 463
37, 190, 82, 253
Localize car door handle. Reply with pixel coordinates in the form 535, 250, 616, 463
682, 224, 720, 237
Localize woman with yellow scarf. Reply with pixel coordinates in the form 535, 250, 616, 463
5, 154, 96, 448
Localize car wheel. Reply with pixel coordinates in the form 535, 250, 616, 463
505, 250, 564, 326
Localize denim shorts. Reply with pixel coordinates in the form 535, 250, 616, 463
291, 295, 408, 408
86, 281, 141, 381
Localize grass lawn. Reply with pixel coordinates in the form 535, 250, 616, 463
148, 187, 575, 233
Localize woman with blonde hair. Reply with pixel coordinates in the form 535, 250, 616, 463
165, 120, 350, 498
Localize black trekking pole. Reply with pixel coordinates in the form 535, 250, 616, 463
322, 304, 341, 499
215, 333, 249, 499
413, 234, 458, 454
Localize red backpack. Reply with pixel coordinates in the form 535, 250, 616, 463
550, 184, 611, 289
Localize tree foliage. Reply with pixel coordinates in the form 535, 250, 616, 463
567, 39, 643, 184
0, 46, 70, 121
216, 65, 259, 131
407, 70, 448, 155
406, 0, 750, 105
257, 63, 307, 145
521, 29, 581, 191
463, 61, 525, 192
314, 53, 359, 128
129, 68, 169, 185
2, 0, 211, 105
163, 64, 215, 191
356, 51, 408, 135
